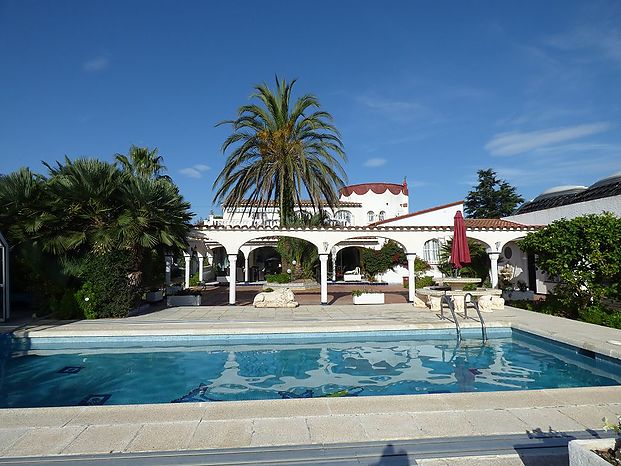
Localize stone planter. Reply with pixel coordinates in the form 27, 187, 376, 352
145, 290, 164, 303
167, 295, 201, 306
569, 438, 619, 465
503, 290, 535, 301
353, 293, 385, 305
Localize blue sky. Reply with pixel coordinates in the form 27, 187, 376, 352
1, 1, 620, 219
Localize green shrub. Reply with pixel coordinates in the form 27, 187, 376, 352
266, 273, 291, 284
51, 288, 83, 320
263, 287, 274, 292
579, 304, 621, 329
73, 251, 137, 319
463, 283, 477, 291
75, 282, 98, 320
404, 275, 434, 289
189, 272, 200, 287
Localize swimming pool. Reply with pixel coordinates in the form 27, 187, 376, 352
1, 328, 619, 408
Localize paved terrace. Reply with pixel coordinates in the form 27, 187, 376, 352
2, 304, 621, 464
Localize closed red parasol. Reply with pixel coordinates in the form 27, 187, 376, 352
451, 211, 471, 269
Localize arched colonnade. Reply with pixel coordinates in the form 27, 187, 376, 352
182, 225, 538, 305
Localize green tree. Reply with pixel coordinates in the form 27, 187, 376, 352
464, 169, 524, 218
438, 239, 490, 282
0, 155, 193, 319
115, 145, 170, 180
359, 241, 429, 281
276, 211, 330, 279
213, 77, 347, 226
519, 213, 621, 310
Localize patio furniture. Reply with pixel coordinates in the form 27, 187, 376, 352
343, 267, 362, 282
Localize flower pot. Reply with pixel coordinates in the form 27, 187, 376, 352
502, 290, 534, 301
146, 290, 164, 303
353, 293, 385, 305
569, 438, 619, 465
167, 295, 201, 306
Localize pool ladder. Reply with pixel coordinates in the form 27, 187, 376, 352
440, 293, 487, 342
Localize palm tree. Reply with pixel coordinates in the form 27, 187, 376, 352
213, 77, 347, 226
115, 145, 170, 180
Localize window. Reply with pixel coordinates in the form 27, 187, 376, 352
367, 211, 375, 223
504, 247, 513, 259
423, 239, 440, 263
334, 210, 352, 226
379, 211, 386, 221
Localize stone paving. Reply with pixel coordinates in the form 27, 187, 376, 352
2, 303, 621, 463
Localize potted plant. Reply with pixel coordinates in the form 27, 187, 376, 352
166, 289, 202, 306
352, 288, 385, 305
568, 416, 620, 465
503, 280, 535, 301
145, 287, 164, 303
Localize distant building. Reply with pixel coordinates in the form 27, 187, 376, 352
504, 171, 621, 225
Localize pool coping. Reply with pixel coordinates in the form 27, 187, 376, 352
2, 304, 621, 460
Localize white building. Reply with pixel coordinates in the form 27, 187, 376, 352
501, 171, 621, 294
504, 171, 621, 225
206, 181, 410, 227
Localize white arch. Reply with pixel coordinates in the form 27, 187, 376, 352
189, 224, 541, 304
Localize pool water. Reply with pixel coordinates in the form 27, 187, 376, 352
0, 329, 619, 408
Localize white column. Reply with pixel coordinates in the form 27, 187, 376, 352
228, 253, 238, 305
319, 254, 329, 304
406, 253, 416, 302
183, 252, 191, 289
197, 253, 204, 282
331, 250, 337, 282
164, 254, 173, 285
489, 252, 500, 288
244, 255, 250, 282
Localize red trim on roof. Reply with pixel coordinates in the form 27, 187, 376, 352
340, 182, 408, 196
370, 201, 464, 226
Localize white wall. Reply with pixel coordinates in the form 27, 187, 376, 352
505, 195, 621, 225
380, 203, 464, 226
339, 189, 409, 225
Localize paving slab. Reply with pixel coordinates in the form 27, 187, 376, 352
507, 407, 587, 433
306, 414, 369, 444
0, 429, 27, 454
67, 403, 206, 426
2, 426, 85, 457
358, 413, 426, 440
251, 417, 311, 446
410, 411, 480, 438
188, 419, 253, 449
0, 407, 82, 428
124, 421, 198, 452
463, 409, 530, 435
61, 423, 141, 455
204, 398, 331, 421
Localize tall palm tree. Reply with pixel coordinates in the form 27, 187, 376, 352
115, 145, 170, 180
213, 77, 347, 226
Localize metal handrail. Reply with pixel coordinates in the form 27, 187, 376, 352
440, 294, 461, 341
464, 293, 487, 342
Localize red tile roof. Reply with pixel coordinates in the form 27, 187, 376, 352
464, 218, 528, 228
370, 201, 464, 226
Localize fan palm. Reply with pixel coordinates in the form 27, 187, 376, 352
213, 77, 347, 226
115, 145, 170, 180
0, 168, 45, 245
